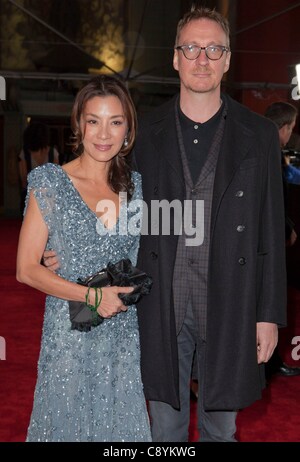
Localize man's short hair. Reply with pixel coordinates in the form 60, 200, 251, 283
175, 6, 230, 47
264, 102, 298, 129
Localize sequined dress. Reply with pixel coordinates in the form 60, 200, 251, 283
26, 163, 151, 442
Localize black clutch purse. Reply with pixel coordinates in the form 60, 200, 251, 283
69, 258, 152, 332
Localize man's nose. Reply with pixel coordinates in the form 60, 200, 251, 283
195, 48, 209, 64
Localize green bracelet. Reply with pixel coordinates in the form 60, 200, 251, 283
85, 287, 102, 312
85, 286, 97, 312
85, 286, 91, 306
97, 287, 103, 308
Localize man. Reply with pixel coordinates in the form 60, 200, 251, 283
133, 7, 286, 442
265, 102, 300, 186
264, 101, 300, 378
44, 7, 286, 442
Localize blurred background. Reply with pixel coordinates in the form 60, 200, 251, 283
0, 0, 300, 217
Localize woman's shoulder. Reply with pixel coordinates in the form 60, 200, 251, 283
27, 163, 61, 187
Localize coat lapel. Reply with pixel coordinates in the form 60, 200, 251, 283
150, 97, 185, 186
211, 96, 257, 234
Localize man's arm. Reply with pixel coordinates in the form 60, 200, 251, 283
256, 124, 287, 327
283, 164, 300, 185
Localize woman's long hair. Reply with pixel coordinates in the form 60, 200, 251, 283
71, 75, 137, 200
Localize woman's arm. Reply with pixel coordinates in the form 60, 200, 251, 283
16, 190, 87, 302
16, 192, 133, 316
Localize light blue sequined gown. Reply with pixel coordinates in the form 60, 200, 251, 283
26, 164, 151, 442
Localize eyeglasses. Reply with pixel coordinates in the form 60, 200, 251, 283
175, 44, 229, 61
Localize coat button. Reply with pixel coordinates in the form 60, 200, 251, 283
150, 251, 158, 260
235, 190, 244, 197
238, 257, 246, 265
237, 225, 245, 232
154, 186, 158, 194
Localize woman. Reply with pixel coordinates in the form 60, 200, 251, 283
16, 75, 151, 442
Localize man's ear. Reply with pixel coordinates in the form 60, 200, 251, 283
173, 49, 179, 72
224, 51, 231, 74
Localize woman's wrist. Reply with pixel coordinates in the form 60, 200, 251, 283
85, 287, 102, 312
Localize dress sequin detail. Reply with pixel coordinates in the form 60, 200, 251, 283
26, 164, 151, 442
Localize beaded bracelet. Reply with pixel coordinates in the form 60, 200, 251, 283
85, 287, 102, 312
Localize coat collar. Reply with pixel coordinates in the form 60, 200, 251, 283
148, 93, 257, 199
149, 95, 185, 186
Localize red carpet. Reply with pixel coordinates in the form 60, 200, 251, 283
1, 218, 300, 442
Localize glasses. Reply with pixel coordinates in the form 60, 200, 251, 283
175, 44, 229, 61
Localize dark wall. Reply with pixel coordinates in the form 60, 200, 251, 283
232, 0, 300, 114
234, 0, 300, 83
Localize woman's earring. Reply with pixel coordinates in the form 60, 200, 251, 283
123, 137, 128, 147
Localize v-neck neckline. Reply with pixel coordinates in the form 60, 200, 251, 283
57, 165, 121, 231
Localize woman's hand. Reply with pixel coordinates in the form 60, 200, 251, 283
94, 286, 134, 318
43, 250, 135, 318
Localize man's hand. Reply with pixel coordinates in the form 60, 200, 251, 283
43, 250, 60, 272
256, 322, 278, 364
